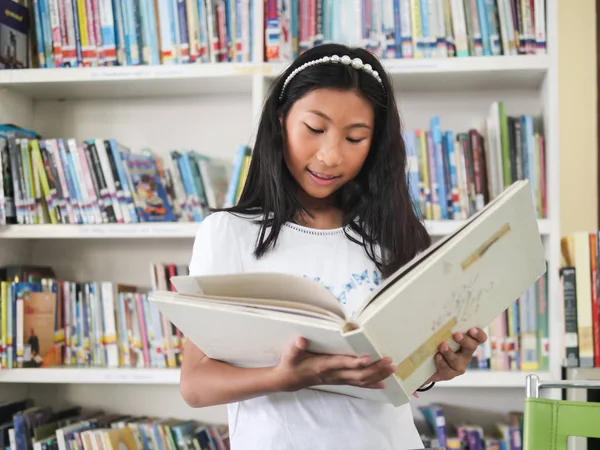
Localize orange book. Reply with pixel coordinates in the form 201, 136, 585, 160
22, 291, 58, 367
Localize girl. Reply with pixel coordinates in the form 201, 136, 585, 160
181, 43, 488, 449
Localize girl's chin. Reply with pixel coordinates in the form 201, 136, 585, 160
299, 185, 340, 201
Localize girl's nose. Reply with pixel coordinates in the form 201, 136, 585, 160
315, 144, 342, 167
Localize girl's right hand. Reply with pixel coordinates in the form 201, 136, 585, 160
273, 337, 396, 392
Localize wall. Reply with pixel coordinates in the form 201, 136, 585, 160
559, 0, 598, 236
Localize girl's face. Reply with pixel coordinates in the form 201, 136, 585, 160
283, 88, 374, 204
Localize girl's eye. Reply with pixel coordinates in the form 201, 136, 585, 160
305, 124, 324, 134
347, 137, 365, 144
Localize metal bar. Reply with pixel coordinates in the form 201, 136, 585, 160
525, 374, 600, 398
539, 380, 600, 389
526, 374, 540, 398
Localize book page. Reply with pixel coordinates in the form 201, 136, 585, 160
150, 292, 354, 369
173, 292, 346, 324
356, 181, 545, 396
352, 181, 523, 318
171, 272, 347, 319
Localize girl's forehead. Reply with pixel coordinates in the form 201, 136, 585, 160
289, 89, 374, 119
293, 89, 371, 107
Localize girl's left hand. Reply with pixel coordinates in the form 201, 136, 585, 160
428, 327, 488, 383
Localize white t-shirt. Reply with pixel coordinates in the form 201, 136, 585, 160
188, 211, 424, 450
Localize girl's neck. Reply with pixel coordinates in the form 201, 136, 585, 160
295, 190, 343, 230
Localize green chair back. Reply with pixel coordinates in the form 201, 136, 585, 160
524, 374, 600, 450
524, 397, 600, 449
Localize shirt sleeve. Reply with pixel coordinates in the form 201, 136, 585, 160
188, 212, 244, 277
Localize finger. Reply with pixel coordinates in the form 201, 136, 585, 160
332, 367, 393, 387
453, 331, 479, 353
319, 354, 371, 372
434, 352, 452, 376
362, 381, 387, 389
281, 337, 308, 364
438, 342, 465, 373
468, 327, 488, 344
295, 336, 308, 350
330, 358, 395, 386
362, 358, 396, 384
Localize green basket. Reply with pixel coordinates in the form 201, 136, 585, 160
524, 374, 600, 449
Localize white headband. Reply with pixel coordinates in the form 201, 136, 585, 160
278, 54, 385, 101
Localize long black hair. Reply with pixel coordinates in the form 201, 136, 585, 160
221, 43, 431, 278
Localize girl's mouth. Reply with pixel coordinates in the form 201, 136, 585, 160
307, 169, 341, 185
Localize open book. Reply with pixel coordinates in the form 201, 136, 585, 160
149, 180, 546, 407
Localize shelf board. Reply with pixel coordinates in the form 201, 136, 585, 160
266, 55, 551, 92
0, 367, 550, 388
0, 368, 180, 384
0, 63, 266, 100
0, 219, 551, 239
0, 222, 201, 238
441, 370, 553, 388
0, 56, 550, 101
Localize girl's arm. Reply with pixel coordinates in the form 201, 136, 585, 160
180, 337, 395, 408
180, 339, 283, 407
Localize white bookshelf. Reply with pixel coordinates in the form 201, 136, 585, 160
0, 0, 560, 427
0, 367, 553, 388
0, 218, 553, 239
0, 55, 550, 99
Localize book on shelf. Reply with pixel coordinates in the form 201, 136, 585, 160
0, 98, 543, 228
149, 180, 546, 407
416, 403, 523, 450
404, 106, 546, 222
559, 231, 600, 370
266, 0, 547, 62
0, 0, 29, 69
21, 0, 547, 70
28, 0, 255, 68
0, 262, 190, 370
0, 124, 252, 226
468, 266, 549, 373
0, 398, 230, 450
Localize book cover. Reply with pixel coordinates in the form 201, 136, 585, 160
0, 0, 29, 69
150, 180, 546, 406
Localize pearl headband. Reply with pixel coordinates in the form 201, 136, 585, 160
278, 54, 385, 101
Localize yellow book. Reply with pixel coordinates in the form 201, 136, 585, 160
410, 0, 423, 58
1, 282, 6, 369
102, 427, 138, 450
30, 140, 58, 224
417, 130, 432, 220
235, 155, 251, 203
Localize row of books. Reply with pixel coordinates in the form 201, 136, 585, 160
417, 404, 523, 450
7, 0, 548, 70
0, 261, 551, 373
0, 263, 189, 370
468, 268, 549, 373
0, 124, 249, 226
266, 0, 547, 62
30, 0, 255, 68
405, 101, 546, 221
560, 231, 600, 369
1, 115, 547, 228
0, 398, 230, 450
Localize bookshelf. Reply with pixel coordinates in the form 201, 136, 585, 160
0, 218, 553, 239
0, 0, 560, 432
0, 367, 552, 388
0, 55, 550, 99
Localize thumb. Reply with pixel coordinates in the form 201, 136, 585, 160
282, 337, 308, 363
294, 336, 308, 351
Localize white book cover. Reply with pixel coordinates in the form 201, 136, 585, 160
150, 180, 546, 407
